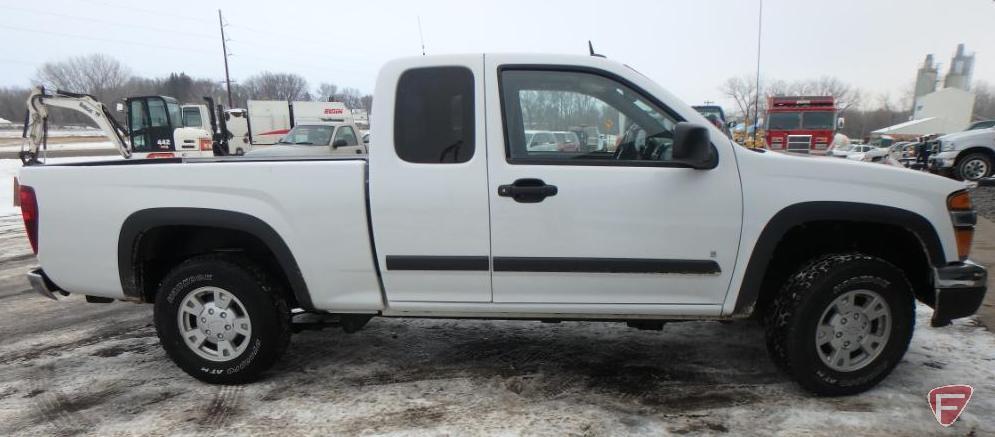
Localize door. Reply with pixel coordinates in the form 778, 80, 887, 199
485, 59, 743, 305
331, 125, 365, 155
127, 99, 151, 152
145, 98, 177, 152
369, 55, 492, 303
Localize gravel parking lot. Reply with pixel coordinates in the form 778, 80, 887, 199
0, 211, 993, 436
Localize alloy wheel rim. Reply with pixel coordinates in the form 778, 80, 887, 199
177, 286, 252, 362
815, 289, 892, 372
964, 159, 988, 180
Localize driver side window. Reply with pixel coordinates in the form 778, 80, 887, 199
334, 126, 359, 146
500, 69, 679, 164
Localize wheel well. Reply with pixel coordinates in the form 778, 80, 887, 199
754, 221, 933, 318
957, 147, 995, 165
132, 225, 298, 307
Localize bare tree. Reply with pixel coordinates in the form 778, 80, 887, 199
719, 75, 762, 124
315, 83, 339, 102
360, 94, 373, 112
0, 86, 31, 125
242, 72, 311, 101
331, 87, 364, 109
35, 54, 132, 99
973, 80, 995, 121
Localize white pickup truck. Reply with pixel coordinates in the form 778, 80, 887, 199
17, 54, 987, 396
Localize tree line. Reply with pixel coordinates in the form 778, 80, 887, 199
0, 54, 373, 127
719, 73, 995, 140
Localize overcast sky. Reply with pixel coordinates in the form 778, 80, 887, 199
0, 0, 992, 109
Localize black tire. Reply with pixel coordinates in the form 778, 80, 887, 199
954, 153, 993, 181
153, 254, 291, 384
764, 253, 915, 396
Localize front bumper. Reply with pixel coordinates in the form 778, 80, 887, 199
933, 260, 988, 323
928, 151, 958, 171
26, 268, 63, 300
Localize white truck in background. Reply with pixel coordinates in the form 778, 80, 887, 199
222, 100, 356, 155
17, 54, 986, 396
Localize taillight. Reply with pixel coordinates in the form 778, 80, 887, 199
19, 185, 38, 254
199, 138, 213, 151
947, 191, 974, 260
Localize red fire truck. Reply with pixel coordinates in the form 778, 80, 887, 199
764, 96, 840, 154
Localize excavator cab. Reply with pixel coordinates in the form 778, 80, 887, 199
125, 96, 181, 154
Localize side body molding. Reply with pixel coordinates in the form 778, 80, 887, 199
118, 208, 313, 309
732, 201, 946, 315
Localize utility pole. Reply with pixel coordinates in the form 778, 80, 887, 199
751, 0, 763, 146
219, 9, 233, 107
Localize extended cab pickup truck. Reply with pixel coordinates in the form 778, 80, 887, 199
18, 54, 987, 396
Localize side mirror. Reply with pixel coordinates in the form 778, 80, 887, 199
115, 102, 125, 113
363, 135, 370, 144
837, 117, 846, 129
332, 139, 348, 149
672, 122, 717, 169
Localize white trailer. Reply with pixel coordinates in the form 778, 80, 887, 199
223, 101, 354, 154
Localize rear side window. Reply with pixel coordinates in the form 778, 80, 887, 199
394, 67, 474, 163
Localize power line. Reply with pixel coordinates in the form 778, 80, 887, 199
74, 0, 214, 25
0, 4, 217, 40
0, 24, 217, 55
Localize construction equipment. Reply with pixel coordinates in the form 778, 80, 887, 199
21, 87, 130, 164
20, 87, 214, 165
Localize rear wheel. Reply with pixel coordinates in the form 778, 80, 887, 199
954, 153, 992, 181
764, 253, 914, 396
153, 255, 291, 384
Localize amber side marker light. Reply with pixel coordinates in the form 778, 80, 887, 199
948, 191, 974, 260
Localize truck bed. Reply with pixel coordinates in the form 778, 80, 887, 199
18, 157, 384, 312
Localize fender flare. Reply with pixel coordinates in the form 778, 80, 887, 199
731, 201, 945, 315
118, 207, 313, 309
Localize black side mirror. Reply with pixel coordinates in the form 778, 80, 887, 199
332, 139, 348, 148
672, 122, 717, 169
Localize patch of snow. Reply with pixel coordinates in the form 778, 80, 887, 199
0, 129, 105, 138
0, 141, 116, 153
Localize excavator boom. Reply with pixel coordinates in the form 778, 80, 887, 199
21, 87, 131, 165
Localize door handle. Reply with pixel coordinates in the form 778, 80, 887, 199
498, 178, 558, 203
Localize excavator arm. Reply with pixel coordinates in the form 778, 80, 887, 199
21, 86, 131, 165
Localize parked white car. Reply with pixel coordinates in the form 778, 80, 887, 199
245, 122, 367, 157
524, 130, 559, 151
17, 53, 985, 396
846, 145, 890, 163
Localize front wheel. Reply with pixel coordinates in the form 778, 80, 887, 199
954, 153, 992, 181
154, 255, 291, 384
764, 253, 915, 396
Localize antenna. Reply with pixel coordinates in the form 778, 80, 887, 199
587, 40, 605, 58
417, 16, 426, 56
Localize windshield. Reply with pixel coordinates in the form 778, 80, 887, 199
802, 112, 835, 129
767, 112, 801, 130
182, 107, 202, 128
278, 125, 334, 145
